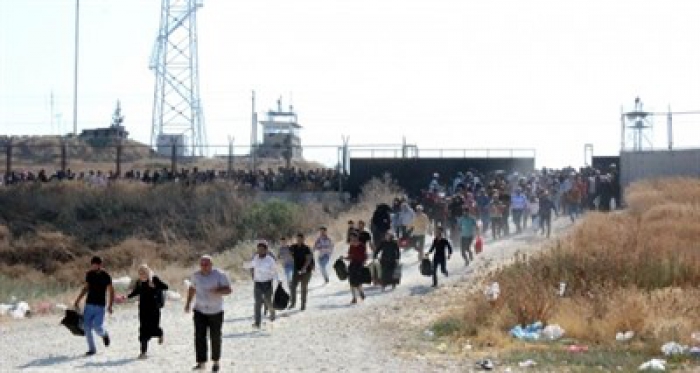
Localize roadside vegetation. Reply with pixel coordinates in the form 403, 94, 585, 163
433, 178, 700, 370
0, 177, 400, 312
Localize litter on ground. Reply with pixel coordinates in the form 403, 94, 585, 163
638, 359, 666, 371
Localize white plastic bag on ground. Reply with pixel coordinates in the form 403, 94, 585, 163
0, 303, 12, 316
484, 282, 500, 301
10, 301, 30, 319
616, 331, 635, 342
541, 324, 565, 341
558, 282, 567, 297
639, 359, 666, 371
518, 359, 537, 368
661, 342, 687, 356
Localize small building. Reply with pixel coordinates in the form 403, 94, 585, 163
156, 133, 187, 157
257, 98, 303, 160
79, 101, 129, 145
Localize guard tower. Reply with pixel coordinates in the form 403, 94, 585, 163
621, 97, 654, 151
257, 98, 303, 160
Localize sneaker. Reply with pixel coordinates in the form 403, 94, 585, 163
85, 350, 96, 356
102, 334, 110, 347
138, 353, 147, 360
300, 305, 306, 311
192, 363, 206, 371
252, 323, 261, 329
212, 362, 220, 372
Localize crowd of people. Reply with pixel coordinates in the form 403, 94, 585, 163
68, 164, 619, 371
417, 166, 621, 240
1, 166, 345, 192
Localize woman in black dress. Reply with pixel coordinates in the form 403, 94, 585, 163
374, 232, 401, 291
127, 264, 168, 359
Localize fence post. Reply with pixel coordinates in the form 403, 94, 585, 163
228, 138, 234, 179
60, 139, 67, 174
171, 141, 177, 176
5, 138, 12, 180
115, 139, 122, 177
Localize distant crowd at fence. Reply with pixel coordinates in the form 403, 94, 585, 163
0, 167, 346, 192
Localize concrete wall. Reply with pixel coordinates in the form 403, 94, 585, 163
621, 149, 700, 188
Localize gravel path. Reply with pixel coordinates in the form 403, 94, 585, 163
0, 219, 572, 372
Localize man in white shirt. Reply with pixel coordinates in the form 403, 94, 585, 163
185, 255, 232, 372
250, 242, 278, 328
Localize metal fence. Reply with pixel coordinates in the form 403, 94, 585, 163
0, 140, 345, 177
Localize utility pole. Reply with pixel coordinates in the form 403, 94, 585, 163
72, 0, 80, 136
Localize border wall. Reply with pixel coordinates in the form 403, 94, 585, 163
346, 157, 535, 197
620, 149, 700, 188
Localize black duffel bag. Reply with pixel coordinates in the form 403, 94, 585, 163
273, 283, 290, 310
334, 258, 348, 281
420, 258, 433, 277
360, 266, 372, 284
60, 309, 85, 336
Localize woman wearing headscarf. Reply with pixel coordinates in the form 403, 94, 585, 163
127, 264, 169, 359
374, 232, 401, 291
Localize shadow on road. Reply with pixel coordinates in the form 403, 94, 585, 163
18, 355, 82, 369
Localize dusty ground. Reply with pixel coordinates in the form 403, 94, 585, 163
0, 218, 571, 372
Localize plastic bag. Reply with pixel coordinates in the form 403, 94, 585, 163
474, 235, 484, 254
273, 283, 290, 310
541, 324, 565, 341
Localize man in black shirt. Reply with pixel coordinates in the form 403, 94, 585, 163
288, 233, 314, 311
74, 256, 114, 356
427, 227, 452, 288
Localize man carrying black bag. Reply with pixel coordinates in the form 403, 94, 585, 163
250, 241, 278, 329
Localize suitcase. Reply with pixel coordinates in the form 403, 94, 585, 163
273, 283, 290, 310
60, 309, 85, 336
420, 258, 433, 277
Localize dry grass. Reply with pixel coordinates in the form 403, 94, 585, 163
0, 177, 398, 314
438, 178, 700, 351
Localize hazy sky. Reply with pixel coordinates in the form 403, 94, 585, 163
1, 0, 699, 168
